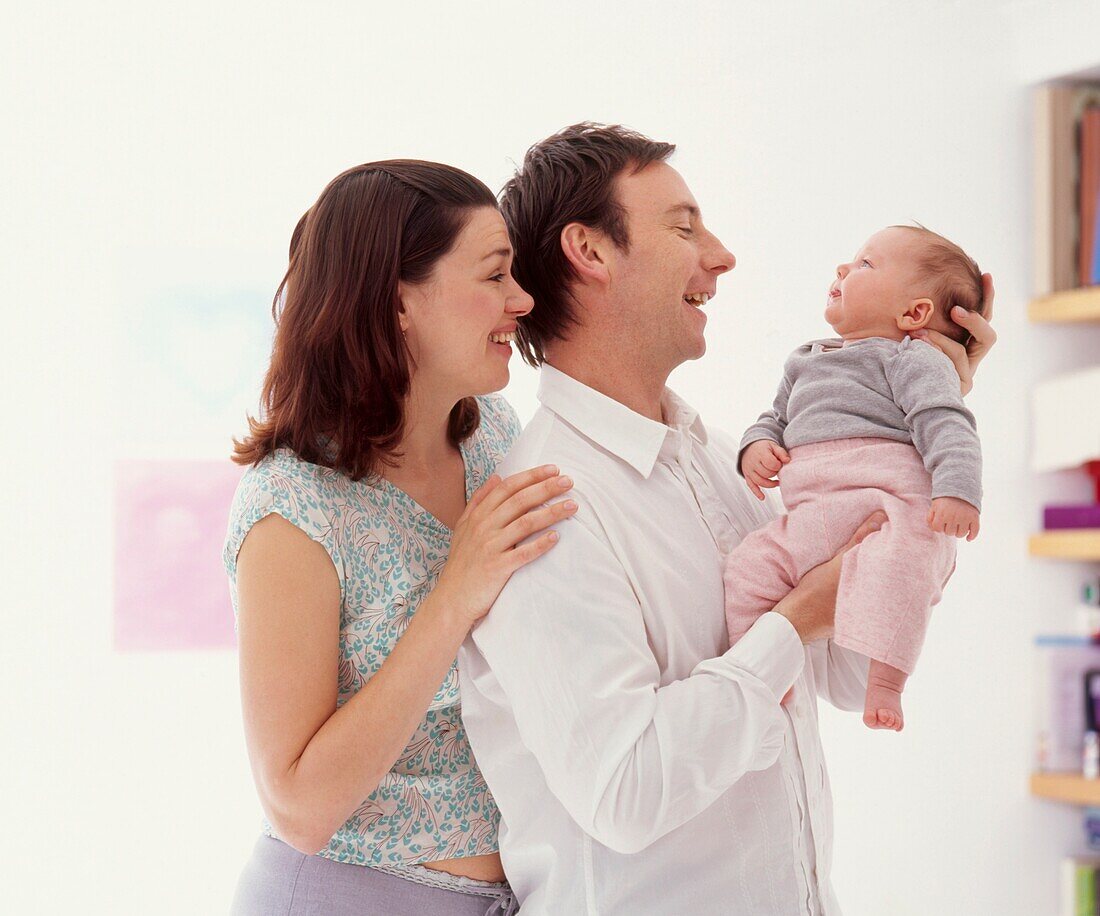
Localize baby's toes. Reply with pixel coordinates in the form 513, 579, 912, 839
876, 708, 903, 731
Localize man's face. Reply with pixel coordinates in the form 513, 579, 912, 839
608, 162, 734, 371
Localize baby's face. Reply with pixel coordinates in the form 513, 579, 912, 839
825, 228, 925, 340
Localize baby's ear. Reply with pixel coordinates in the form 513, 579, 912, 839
896, 297, 935, 332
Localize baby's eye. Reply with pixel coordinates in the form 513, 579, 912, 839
859, 258, 872, 268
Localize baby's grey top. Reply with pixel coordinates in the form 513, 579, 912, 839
740, 336, 982, 510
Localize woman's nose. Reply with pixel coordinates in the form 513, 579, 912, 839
506, 283, 534, 317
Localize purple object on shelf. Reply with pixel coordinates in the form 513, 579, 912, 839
1044, 504, 1100, 530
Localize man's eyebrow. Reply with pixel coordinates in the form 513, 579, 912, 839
480, 247, 512, 262
664, 204, 700, 219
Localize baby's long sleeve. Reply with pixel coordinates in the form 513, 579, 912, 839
885, 340, 982, 510
738, 364, 795, 468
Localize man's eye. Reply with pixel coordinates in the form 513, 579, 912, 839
677, 226, 693, 235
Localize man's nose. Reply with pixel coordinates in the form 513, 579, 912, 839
704, 233, 735, 275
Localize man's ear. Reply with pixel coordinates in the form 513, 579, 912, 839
896, 297, 935, 332
560, 222, 611, 285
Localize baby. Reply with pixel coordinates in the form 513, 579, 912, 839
724, 225, 984, 731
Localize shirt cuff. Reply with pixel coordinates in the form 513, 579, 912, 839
723, 612, 805, 700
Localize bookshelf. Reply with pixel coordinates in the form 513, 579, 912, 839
1028, 73, 1100, 826
1028, 287, 1100, 323
1029, 530, 1100, 561
1031, 773, 1100, 806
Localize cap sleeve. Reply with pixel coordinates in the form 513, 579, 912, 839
223, 456, 346, 611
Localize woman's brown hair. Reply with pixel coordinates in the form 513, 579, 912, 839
233, 160, 498, 480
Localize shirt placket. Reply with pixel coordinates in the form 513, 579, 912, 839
788, 694, 828, 914
671, 424, 821, 914
671, 432, 739, 554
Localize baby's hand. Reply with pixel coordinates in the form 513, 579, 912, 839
928, 497, 980, 541
740, 440, 791, 501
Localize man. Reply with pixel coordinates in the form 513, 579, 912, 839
458, 123, 995, 914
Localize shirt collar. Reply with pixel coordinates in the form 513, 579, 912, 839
536, 364, 709, 478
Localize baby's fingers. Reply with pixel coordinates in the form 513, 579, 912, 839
966, 517, 980, 541
746, 467, 776, 500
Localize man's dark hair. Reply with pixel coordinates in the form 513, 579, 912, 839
500, 122, 676, 366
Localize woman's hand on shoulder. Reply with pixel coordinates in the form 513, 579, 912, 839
435, 465, 578, 630
911, 272, 997, 397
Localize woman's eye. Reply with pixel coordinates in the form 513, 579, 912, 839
489, 273, 506, 282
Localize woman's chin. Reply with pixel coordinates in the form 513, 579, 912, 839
465, 366, 510, 398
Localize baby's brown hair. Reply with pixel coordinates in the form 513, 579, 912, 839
891, 224, 984, 343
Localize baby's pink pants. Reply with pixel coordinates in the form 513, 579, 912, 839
725, 438, 956, 675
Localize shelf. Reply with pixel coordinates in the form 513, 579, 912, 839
1029, 287, 1100, 323
1029, 530, 1100, 560
1031, 772, 1100, 805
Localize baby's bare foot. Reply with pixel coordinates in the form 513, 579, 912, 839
863, 663, 907, 732
865, 706, 903, 731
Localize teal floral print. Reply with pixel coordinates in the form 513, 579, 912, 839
224, 394, 521, 866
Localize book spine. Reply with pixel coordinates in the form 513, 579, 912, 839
1080, 107, 1100, 287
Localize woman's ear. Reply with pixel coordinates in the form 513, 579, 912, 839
560, 222, 611, 286
896, 297, 935, 332
396, 281, 413, 334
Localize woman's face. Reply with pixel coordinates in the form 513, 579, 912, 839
399, 206, 533, 401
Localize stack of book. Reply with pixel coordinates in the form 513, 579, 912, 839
1062, 856, 1100, 915
1036, 85, 1100, 292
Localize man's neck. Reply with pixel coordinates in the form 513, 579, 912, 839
545, 346, 669, 424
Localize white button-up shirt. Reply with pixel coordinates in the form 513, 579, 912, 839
458, 365, 869, 915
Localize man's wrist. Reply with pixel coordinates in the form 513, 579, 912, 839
771, 595, 809, 643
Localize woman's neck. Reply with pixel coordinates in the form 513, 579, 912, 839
393, 382, 459, 474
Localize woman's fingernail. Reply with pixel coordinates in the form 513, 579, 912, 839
558, 476, 573, 488
563, 500, 577, 511
545, 465, 559, 475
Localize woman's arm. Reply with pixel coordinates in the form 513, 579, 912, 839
236, 466, 577, 855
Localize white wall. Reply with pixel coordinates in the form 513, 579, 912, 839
5, 2, 1098, 912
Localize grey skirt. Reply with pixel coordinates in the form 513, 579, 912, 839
231, 836, 518, 915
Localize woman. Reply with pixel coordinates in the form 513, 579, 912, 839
224, 160, 576, 913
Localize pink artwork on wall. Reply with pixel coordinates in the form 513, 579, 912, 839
114, 459, 243, 651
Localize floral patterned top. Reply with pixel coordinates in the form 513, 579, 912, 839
223, 394, 522, 866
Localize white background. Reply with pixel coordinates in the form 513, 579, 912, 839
4, 1, 1100, 913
